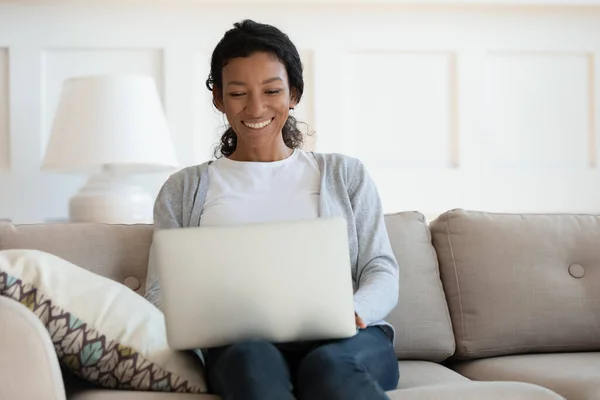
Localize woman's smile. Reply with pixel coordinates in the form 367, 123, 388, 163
242, 117, 274, 130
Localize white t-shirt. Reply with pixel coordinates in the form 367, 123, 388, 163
200, 149, 321, 227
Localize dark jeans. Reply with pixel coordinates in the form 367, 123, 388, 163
203, 326, 399, 400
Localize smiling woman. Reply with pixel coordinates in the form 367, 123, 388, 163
147, 19, 400, 400
214, 52, 296, 161
205, 20, 305, 162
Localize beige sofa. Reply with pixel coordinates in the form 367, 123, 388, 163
0, 209, 597, 400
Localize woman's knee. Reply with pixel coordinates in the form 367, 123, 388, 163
298, 344, 360, 380
296, 345, 365, 400
206, 340, 287, 385
206, 340, 294, 399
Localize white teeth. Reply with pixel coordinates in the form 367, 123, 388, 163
243, 118, 272, 129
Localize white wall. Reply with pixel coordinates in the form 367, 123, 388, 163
2, 1, 600, 223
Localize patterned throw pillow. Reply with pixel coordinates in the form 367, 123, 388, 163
0, 249, 207, 393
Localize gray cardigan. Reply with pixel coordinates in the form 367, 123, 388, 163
145, 152, 399, 342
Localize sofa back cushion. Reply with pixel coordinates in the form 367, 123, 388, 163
0, 222, 153, 295
384, 212, 455, 362
430, 209, 600, 360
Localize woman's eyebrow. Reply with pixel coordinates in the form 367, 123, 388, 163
226, 77, 283, 87
262, 77, 283, 84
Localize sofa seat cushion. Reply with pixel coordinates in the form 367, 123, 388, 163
394, 361, 562, 399
66, 362, 564, 400
451, 352, 600, 400
388, 382, 564, 399
69, 390, 217, 400
66, 362, 470, 396
384, 212, 455, 362
430, 210, 600, 360
397, 360, 469, 388
68, 382, 564, 400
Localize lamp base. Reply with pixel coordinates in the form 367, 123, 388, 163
69, 168, 154, 224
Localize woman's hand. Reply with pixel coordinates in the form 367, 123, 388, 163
355, 312, 367, 329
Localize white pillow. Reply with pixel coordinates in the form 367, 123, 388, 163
0, 249, 207, 393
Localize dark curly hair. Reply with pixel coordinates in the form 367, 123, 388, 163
206, 20, 306, 158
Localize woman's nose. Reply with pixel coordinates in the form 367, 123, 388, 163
246, 96, 266, 117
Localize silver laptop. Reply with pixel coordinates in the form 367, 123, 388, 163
153, 217, 357, 350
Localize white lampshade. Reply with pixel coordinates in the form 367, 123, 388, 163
41, 74, 179, 224
42, 74, 178, 173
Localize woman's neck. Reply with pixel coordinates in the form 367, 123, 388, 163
229, 139, 293, 162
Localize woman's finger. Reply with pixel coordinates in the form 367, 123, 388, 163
355, 314, 367, 329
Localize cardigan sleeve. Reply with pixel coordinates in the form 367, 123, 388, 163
144, 173, 185, 310
349, 160, 400, 325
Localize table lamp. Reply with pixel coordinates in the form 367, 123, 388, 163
42, 74, 179, 224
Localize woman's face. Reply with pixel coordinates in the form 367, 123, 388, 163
215, 51, 297, 153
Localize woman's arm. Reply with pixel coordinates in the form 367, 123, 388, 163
349, 160, 399, 326
144, 174, 184, 310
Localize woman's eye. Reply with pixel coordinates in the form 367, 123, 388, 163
229, 92, 245, 97
266, 89, 282, 95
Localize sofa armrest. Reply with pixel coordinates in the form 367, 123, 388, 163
0, 296, 66, 400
